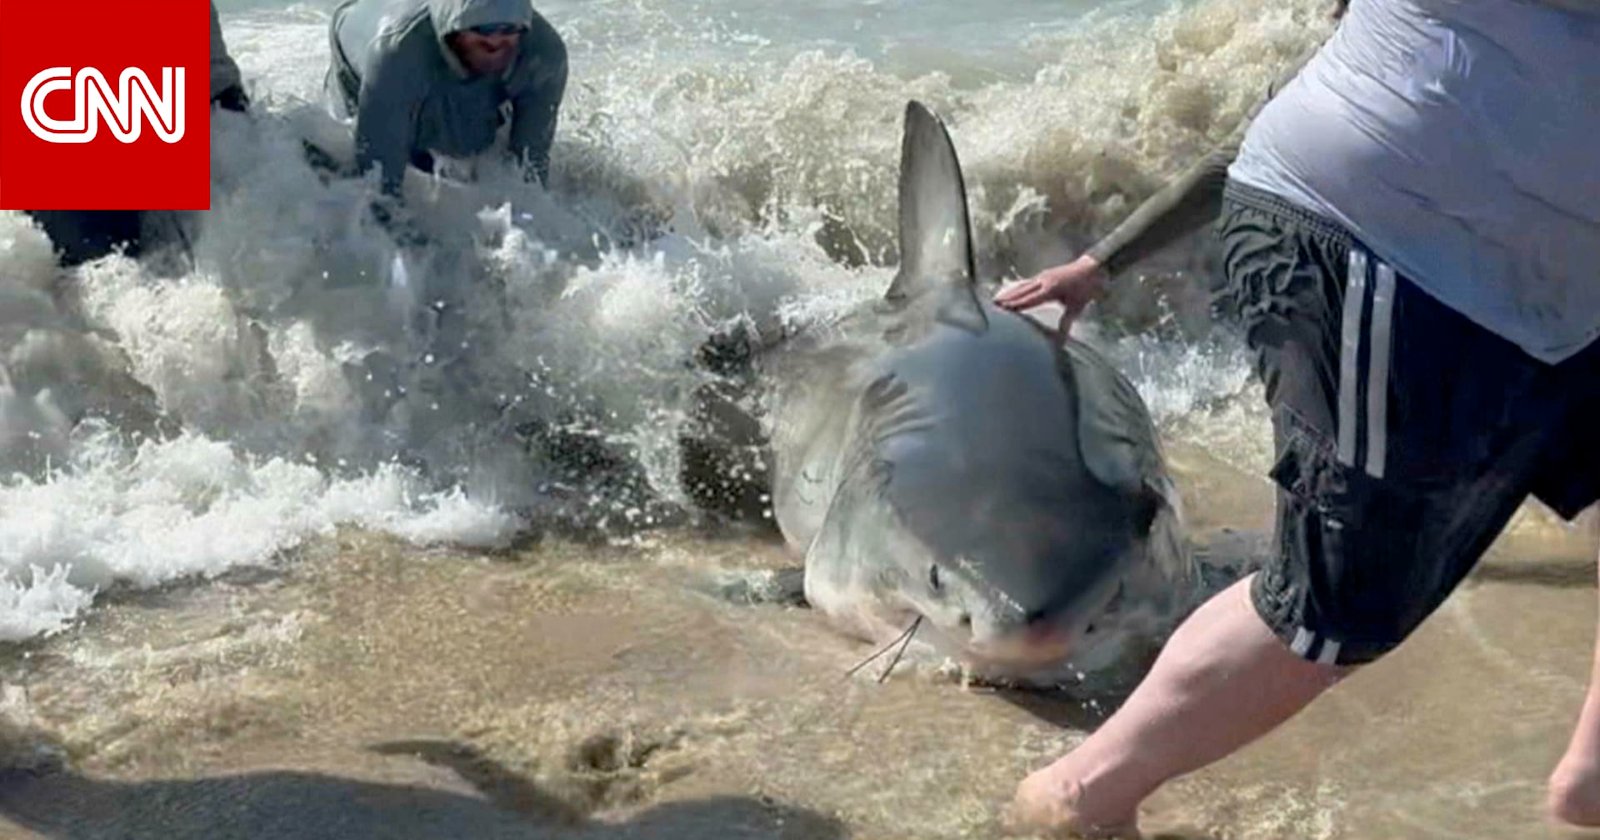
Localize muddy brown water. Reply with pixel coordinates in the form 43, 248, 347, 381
2, 442, 1597, 839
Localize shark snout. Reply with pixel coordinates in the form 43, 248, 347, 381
908, 586, 1081, 671
962, 611, 1080, 667
894, 552, 1090, 672
1021, 616, 1071, 646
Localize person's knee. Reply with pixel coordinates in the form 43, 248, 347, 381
1155, 575, 1350, 699
1248, 569, 1379, 679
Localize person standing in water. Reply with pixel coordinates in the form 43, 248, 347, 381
996, 0, 1600, 835
324, 0, 567, 211
24, 1, 250, 267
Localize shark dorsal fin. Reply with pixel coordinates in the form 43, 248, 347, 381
884, 101, 986, 333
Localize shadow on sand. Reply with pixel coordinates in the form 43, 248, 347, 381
0, 738, 845, 840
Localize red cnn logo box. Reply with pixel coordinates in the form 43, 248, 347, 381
0, 0, 211, 210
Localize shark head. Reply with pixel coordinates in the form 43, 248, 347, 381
808, 101, 1180, 680
834, 414, 1155, 677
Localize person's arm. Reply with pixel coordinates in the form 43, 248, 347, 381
1085, 48, 1315, 275
993, 142, 1237, 319
1082, 143, 1236, 276
506, 22, 568, 186
352, 50, 422, 201
994, 46, 1319, 320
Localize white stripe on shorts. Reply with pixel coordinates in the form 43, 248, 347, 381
1337, 249, 1369, 467
1364, 264, 1396, 479
1335, 248, 1395, 479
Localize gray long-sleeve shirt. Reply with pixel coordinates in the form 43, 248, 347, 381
327, 0, 567, 199
1082, 48, 1317, 276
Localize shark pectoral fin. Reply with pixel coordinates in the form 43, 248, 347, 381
687, 566, 810, 608
771, 567, 810, 607
796, 450, 890, 625
1061, 336, 1194, 581
1143, 475, 1194, 585
1061, 337, 1158, 495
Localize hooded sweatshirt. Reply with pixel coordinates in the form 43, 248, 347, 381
327, 0, 568, 199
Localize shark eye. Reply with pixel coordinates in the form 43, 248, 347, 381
928, 564, 943, 593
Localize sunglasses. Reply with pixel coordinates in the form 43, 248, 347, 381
468, 23, 525, 36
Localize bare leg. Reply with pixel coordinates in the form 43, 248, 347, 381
1547, 548, 1600, 828
1007, 576, 1346, 837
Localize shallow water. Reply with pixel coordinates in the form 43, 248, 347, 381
2, 453, 1596, 838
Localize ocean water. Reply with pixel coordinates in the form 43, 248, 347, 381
0, 0, 1337, 639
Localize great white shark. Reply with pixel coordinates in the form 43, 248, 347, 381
686, 101, 1195, 685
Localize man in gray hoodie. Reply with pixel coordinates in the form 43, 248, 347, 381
325, 0, 567, 207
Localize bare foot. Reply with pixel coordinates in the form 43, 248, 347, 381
1549, 759, 1600, 828
1004, 766, 1141, 839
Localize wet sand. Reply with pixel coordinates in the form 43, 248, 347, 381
2, 444, 1597, 839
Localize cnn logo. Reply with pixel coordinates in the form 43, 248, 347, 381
0, 0, 209, 210
20, 66, 186, 144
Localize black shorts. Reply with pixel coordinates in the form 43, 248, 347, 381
1216, 181, 1600, 666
